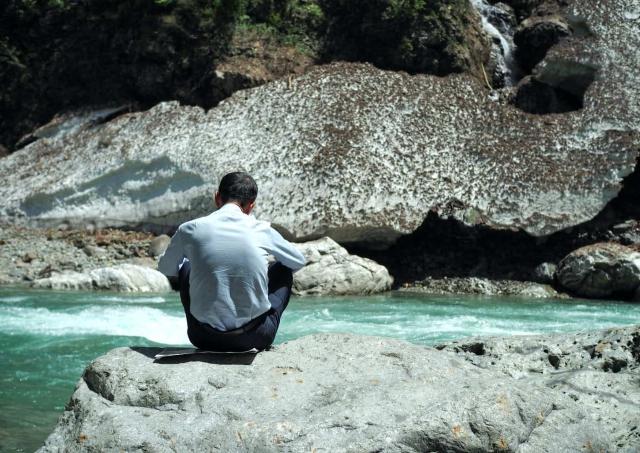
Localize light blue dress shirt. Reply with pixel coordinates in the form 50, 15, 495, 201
158, 204, 306, 331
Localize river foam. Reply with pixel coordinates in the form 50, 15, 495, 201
0, 305, 189, 344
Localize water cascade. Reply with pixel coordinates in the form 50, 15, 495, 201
470, 0, 521, 88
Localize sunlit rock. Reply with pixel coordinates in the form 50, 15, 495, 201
39, 331, 628, 452
33, 264, 171, 292
293, 237, 393, 295
556, 243, 640, 299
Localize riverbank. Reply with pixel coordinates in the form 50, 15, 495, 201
0, 223, 563, 298
5, 222, 640, 300
39, 325, 640, 452
0, 223, 157, 286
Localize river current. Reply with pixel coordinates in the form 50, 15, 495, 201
1, 288, 638, 452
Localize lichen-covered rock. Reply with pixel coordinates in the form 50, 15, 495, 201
555, 243, 640, 299
0, 0, 638, 244
293, 237, 392, 295
39, 332, 623, 453
33, 264, 171, 292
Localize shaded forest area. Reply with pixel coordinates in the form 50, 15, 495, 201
0, 0, 486, 152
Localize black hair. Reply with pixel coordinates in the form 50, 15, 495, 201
218, 172, 258, 206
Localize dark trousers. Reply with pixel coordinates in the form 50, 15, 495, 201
178, 261, 293, 351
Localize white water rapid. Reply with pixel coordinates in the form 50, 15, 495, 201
470, 0, 520, 87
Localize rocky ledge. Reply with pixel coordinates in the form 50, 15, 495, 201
40, 326, 639, 452
1, 1, 639, 245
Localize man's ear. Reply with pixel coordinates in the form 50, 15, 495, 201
214, 192, 222, 208
244, 200, 256, 215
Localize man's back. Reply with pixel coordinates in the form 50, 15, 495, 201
158, 203, 305, 331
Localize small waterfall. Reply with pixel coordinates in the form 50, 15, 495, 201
470, 0, 520, 88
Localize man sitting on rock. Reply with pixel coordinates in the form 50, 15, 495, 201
158, 172, 306, 351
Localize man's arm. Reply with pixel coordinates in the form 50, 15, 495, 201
262, 226, 306, 272
157, 227, 186, 278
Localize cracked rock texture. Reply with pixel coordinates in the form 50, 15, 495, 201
39, 328, 640, 452
439, 325, 640, 451
293, 237, 393, 295
0, 0, 638, 244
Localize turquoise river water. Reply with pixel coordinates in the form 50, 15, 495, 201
1, 288, 638, 452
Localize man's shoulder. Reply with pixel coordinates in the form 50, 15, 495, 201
247, 215, 272, 231
177, 214, 214, 233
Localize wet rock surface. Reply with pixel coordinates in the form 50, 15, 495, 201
293, 237, 393, 296
556, 243, 640, 299
39, 328, 640, 452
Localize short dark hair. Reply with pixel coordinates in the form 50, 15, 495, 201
218, 172, 258, 206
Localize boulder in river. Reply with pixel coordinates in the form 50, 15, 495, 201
148, 234, 171, 258
293, 237, 393, 295
32, 264, 171, 292
38, 328, 639, 452
0, 1, 638, 246
555, 243, 640, 299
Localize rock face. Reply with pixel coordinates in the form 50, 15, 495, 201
32, 264, 171, 292
293, 237, 393, 295
40, 329, 640, 452
555, 243, 640, 299
0, 1, 638, 244
514, 15, 571, 72
439, 326, 640, 450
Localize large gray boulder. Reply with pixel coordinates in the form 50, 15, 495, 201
555, 243, 640, 299
293, 237, 393, 295
439, 325, 640, 451
39, 330, 633, 453
0, 0, 638, 245
32, 264, 171, 292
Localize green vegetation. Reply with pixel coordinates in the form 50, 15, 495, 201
236, 1, 327, 55
0, 0, 485, 151
0, 0, 243, 148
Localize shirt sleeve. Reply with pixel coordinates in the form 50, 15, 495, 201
263, 226, 307, 272
157, 227, 186, 277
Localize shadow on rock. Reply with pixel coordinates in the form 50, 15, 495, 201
130, 347, 257, 365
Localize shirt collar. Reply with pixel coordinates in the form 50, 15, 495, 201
218, 203, 244, 214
